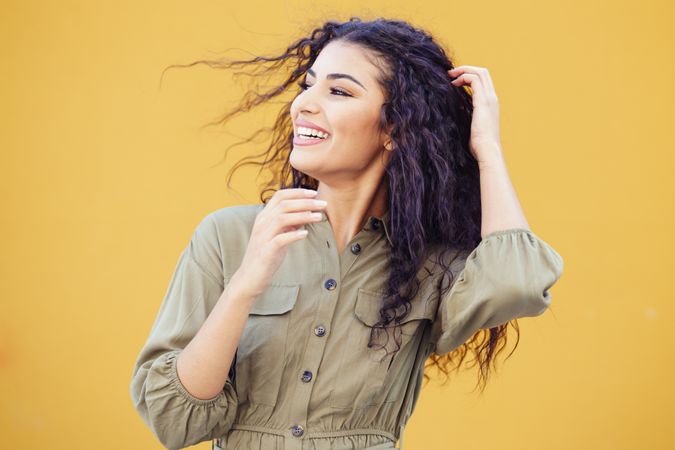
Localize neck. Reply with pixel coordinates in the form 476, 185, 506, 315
315, 175, 389, 253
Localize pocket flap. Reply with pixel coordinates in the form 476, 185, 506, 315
250, 283, 300, 315
355, 287, 436, 326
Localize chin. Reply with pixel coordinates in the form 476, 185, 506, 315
289, 150, 319, 178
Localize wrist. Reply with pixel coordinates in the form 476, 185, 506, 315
477, 151, 506, 171
226, 270, 259, 302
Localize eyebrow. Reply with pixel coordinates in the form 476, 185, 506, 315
306, 68, 367, 91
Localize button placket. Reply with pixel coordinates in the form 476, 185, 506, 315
287, 219, 342, 450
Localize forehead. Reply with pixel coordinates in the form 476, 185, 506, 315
308, 41, 384, 91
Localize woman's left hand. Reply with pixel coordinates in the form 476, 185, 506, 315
448, 65, 503, 164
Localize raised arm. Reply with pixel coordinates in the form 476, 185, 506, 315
430, 65, 563, 355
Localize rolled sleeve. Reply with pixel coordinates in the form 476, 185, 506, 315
130, 213, 238, 449
430, 228, 564, 355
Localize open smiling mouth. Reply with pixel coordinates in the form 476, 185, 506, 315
293, 132, 330, 146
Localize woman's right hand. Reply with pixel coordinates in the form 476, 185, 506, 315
230, 188, 327, 299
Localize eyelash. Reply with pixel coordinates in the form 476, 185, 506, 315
297, 81, 352, 97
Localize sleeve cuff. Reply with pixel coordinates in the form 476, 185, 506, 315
165, 350, 235, 406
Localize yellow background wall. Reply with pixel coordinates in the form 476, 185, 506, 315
1, 1, 673, 449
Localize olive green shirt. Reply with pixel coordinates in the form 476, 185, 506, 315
130, 203, 564, 450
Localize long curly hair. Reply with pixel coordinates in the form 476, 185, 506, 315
160, 16, 521, 393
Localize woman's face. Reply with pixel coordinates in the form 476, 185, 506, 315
289, 40, 392, 183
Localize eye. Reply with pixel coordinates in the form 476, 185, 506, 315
297, 80, 352, 97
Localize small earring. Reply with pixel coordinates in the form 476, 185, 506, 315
384, 141, 393, 151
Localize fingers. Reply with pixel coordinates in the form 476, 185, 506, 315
448, 65, 498, 105
267, 187, 318, 208
273, 210, 324, 234
259, 189, 328, 237
277, 198, 328, 214
453, 65, 495, 94
271, 227, 309, 248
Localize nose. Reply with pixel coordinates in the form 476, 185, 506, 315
293, 85, 321, 116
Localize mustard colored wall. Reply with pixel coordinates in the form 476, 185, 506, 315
1, 1, 672, 449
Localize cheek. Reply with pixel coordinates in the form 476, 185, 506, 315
338, 128, 378, 151
334, 109, 380, 143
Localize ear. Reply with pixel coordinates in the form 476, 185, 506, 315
382, 124, 394, 152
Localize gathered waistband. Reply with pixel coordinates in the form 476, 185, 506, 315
214, 424, 398, 448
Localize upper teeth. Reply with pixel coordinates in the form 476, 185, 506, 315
297, 126, 328, 138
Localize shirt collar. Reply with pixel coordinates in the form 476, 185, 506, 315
317, 209, 393, 247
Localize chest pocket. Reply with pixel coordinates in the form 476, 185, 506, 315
234, 283, 300, 407
328, 287, 436, 410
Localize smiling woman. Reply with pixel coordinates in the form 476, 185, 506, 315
130, 16, 563, 450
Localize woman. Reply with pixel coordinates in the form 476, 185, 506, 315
130, 17, 564, 450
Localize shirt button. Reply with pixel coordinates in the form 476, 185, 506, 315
370, 218, 381, 230
324, 279, 337, 290
314, 325, 326, 337
301, 370, 313, 382
350, 243, 361, 254
291, 425, 304, 437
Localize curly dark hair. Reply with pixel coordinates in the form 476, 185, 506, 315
160, 16, 521, 393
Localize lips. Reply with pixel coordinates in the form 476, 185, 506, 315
295, 118, 330, 136
293, 133, 330, 146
